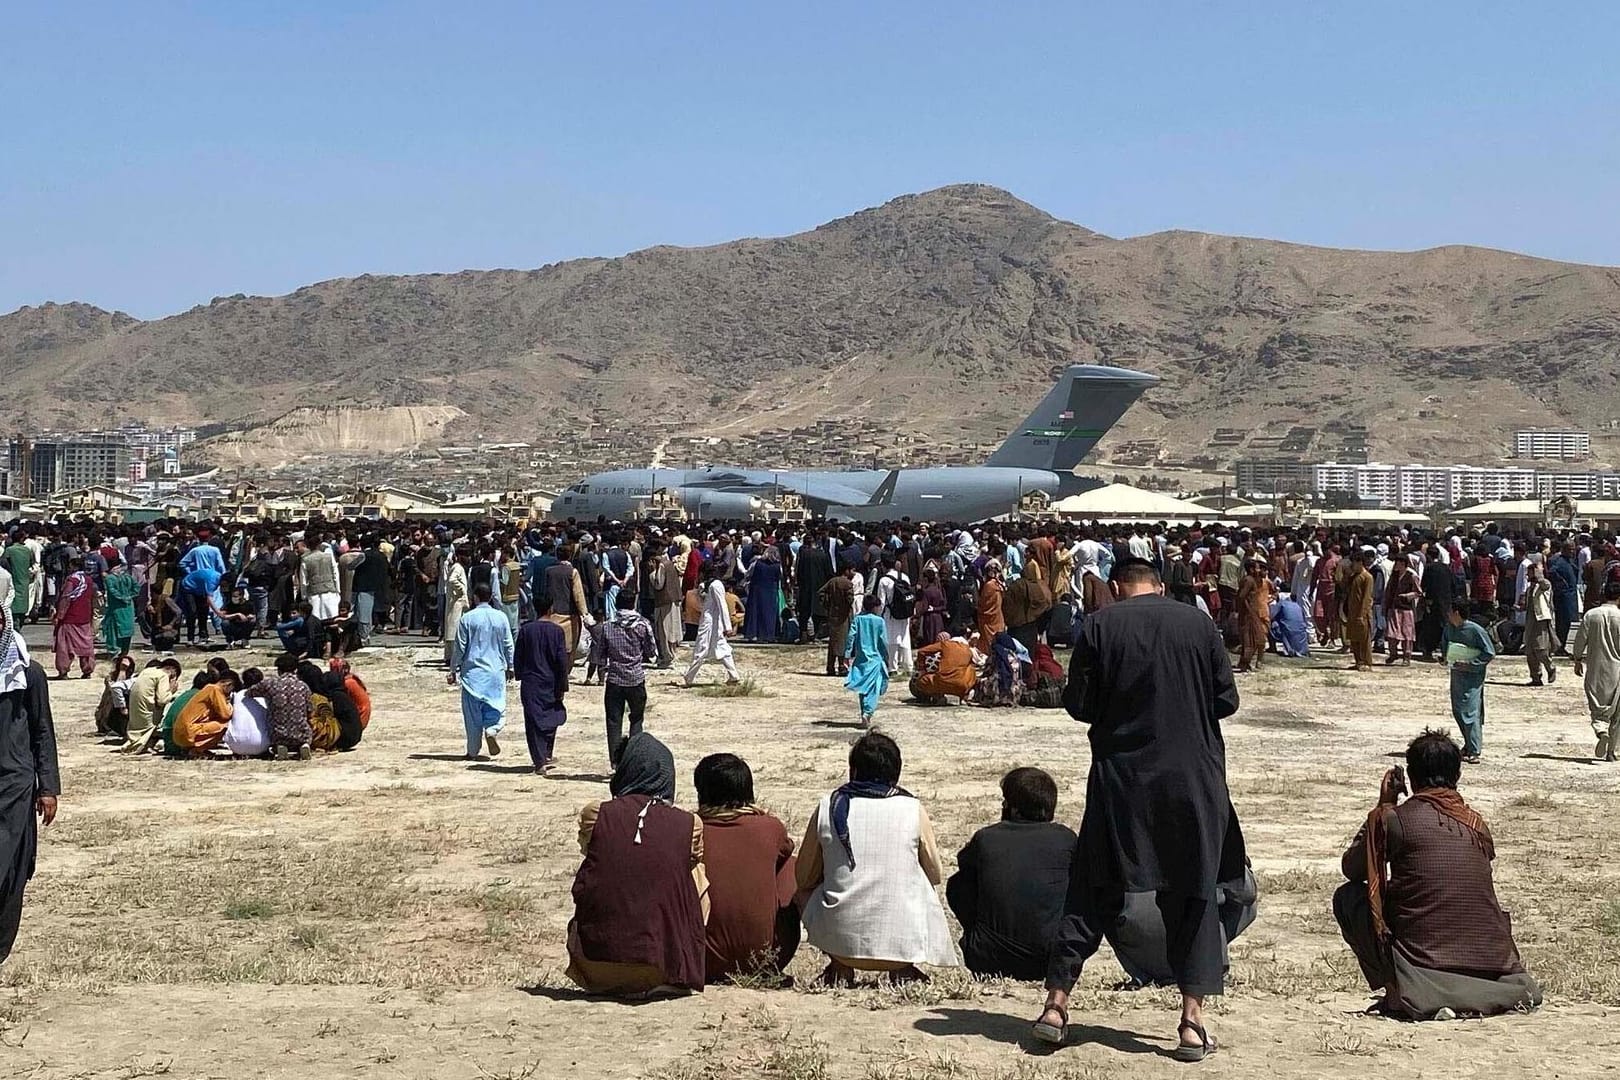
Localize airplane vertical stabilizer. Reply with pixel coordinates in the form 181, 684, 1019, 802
984, 364, 1159, 477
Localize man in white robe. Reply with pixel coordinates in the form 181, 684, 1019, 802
684, 567, 740, 686
1570, 580, 1620, 761
1290, 542, 1318, 643
875, 560, 913, 677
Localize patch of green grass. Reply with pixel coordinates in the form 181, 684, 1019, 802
466, 883, 535, 915
758, 1037, 828, 1080
1315, 1031, 1377, 1057
693, 676, 772, 698
290, 924, 329, 950
222, 897, 275, 921
1598, 898, 1620, 937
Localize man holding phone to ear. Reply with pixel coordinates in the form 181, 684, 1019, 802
1332, 729, 1540, 1021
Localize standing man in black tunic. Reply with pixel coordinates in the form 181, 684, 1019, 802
794, 529, 835, 644
0, 607, 59, 965
1035, 559, 1244, 1063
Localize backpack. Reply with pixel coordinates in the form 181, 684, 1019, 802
244, 555, 275, 589
886, 574, 915, 619
1020, 675, 1066, 710
43, 542, 70, 576
1048, 600, 1074, 644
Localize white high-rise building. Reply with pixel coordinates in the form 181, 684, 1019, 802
1313, 462, 1543, 508
1514, 430, 1590, 460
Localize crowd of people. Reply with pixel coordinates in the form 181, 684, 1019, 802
4, 512, 1619, 770
0, 508, 1598, 1053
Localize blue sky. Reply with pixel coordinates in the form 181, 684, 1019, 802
5, 2, 1617, 319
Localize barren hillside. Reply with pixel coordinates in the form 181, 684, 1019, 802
5, 184, 1619, 467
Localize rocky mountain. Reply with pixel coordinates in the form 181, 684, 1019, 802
6, 184, 1620, 469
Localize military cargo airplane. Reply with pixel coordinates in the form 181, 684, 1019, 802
555, 364, 1158, 523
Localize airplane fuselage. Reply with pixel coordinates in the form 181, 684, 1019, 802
555, 465, 1066, 523
555, 364, 1158, 524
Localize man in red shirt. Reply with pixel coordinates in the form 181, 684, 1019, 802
51, 560, 96, 679
1470, 545, 1500, 614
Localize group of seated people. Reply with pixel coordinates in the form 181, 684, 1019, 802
274, 601, 363, 661
565, 731, 1253, 998
567, 729, 1539, 1025
908, 631, 1067, 709
94, 652, 372, 759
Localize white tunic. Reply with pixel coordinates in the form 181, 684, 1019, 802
877, 570, 913, 671
224, 690, 270, 758
1571, 605, 1620, 721
692, 579, 734, 661
802, 794, 957, 968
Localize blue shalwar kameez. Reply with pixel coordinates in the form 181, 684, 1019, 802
1443, 618, 1496, 757
455, 603, 514, 758
843, 612, 890, 723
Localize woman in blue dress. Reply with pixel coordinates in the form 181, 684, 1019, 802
843, 596, 890, 727
742, 546, 783, 643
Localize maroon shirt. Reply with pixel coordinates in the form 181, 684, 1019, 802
699, 811, 796, 982
57, 572, 94, 625
572, 795, 705, 990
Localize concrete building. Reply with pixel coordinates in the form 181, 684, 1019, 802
1314, 463, 1399, 505
1312, 462, 1539, 509
6, 435, 133, 496
1234, 458, 1318, 496
1514, 429, 1590, 460
1448, 465, 1537, 504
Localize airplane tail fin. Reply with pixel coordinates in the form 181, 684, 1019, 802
866, 469, 900, 506
985, 364, 1159, 476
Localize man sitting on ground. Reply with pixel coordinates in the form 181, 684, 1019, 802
693, 753, 799, 985
909, 632, 978, 705
1107, 863, 1258, 990
123, 658, 180, 752
946, 767, 1074, 980
212, 588, 259, 648
796, 732, 958, 985
1268, 593, 1310, 658
276, 602, 314, 657
566, 733, 708, 998
171, 669, 241, 756
1334, 729, 1541, 1020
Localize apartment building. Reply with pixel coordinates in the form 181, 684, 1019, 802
6, 435, 133, 496
1513, 430, 1590, 459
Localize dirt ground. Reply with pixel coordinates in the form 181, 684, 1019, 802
2, 634, 1617, 1080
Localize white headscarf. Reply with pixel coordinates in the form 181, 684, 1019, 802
1074, 542, 1103, 579
0, 609, 31, 694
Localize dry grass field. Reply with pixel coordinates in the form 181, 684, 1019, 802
2, 638, 1616, 1079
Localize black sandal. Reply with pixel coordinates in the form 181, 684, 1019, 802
1031, 1003, 1069, 1045
1174, 1020, 1218, 1062
816, 962, 856, 989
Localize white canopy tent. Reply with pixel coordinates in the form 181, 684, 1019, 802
1316, 509, 1433, 527
1051, 484, 1227, 524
